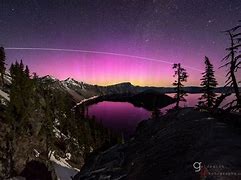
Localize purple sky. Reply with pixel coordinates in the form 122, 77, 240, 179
4, 48, 226, 86
1, 0, 241, 86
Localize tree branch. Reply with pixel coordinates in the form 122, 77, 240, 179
220, 61, 231, 69
221, 53, 232, 62
213, 93, 231, 109
233, 32, 241, 38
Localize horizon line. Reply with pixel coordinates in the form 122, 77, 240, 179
5, 47, 223, 78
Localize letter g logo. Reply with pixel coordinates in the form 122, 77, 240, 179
193, 162, 202, 172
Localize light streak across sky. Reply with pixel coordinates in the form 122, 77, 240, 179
5, 47, 208, 73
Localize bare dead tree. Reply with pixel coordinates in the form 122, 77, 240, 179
220, 21, 241, 111
0, 47, 6, 87
213, 93, 231, 110
172, 63, 188, 108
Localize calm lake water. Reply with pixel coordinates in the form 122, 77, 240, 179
88, 93, 235, 136
88, 101, 151, 136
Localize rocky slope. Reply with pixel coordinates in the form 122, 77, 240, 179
1, 74, 240, 180
74, 108, 241, 180
0, 74, 140, 179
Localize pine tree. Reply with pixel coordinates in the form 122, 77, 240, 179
5, 60, 34, 176
0, 47, 6, 86
198, 57, 218, 109
172, 63, 188, 108
24, 65, 30, 78
19, 60, 24, 72
8, 61, 34, 133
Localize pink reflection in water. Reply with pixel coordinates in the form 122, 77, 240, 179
88, 101, 151, 136
88, 94, 236, 136
161, 93, 236, 112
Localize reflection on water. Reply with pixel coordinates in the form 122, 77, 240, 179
88, 93, 235, 136
88, 101, 151, 136
161, 93, 235, 112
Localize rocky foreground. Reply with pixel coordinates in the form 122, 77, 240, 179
74, 108, 241, 180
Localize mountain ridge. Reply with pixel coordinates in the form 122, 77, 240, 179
40, 75, 239, 98
1, 74, 239, 104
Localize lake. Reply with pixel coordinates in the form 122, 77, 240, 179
88, 93, 235, 136
88, 101, 151, 136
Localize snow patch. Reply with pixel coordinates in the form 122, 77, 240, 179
62, 78, 86, 90
0, 89, 10, 101
4, 73, 12, 84
73, 95, 99, 109
43, 75, 57, 80
33, 149, 40, 157
207, 117, 214, 120
54, 118, 60, 126
65, 78, 80, 86
53, 126, 68, 139
49, 151, 79, 180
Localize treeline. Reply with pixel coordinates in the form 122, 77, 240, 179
0, 55, 121, 178
170, 22, 241, 112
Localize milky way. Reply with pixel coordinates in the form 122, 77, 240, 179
1, 0, 241, 86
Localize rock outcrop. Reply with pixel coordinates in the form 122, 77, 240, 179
74, 108, 241, 180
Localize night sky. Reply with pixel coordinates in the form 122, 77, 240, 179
1, 0, 241, 86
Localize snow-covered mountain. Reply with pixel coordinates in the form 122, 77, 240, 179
0, 73, 138, 105
40, 75, 239, 104
38, 76, 138, 103
1, 73, 239, 105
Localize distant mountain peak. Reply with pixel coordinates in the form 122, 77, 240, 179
42, 75, 57, 80
120, 82, 132, 85
62, 77, 86, 89
65, 77, 73, 81
109, 82, 133, 87
41, 75, 59, 83
64, 77, 79, 83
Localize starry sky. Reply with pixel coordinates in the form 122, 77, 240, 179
1, 0, 241, 86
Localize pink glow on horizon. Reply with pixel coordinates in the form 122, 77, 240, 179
6, 50, 227, 86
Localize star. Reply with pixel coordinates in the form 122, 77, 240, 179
206, 19, 215, 27
1, 0, 240, 87
208, 19, 213, 23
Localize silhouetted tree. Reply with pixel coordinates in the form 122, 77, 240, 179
5, 60, 34, 176
220, 22, 241, 111
8, 61, 34, 133
0, 47, 6, 86
172, 63, 188, 108
198, 57, 218, 109
24, 65, 30, 78
151, 108, 161, 119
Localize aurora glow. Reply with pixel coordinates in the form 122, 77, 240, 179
1, 0, 241, 86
